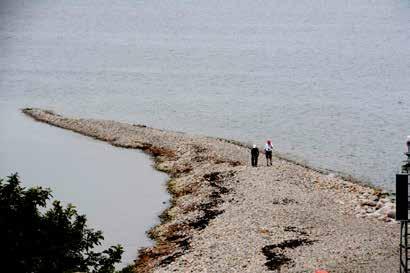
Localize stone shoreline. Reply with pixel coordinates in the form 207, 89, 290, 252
23, 108, 398, 273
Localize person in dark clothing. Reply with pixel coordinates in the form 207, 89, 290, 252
251, 144, 259, 167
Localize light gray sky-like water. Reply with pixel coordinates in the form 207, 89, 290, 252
1, 0, 409, 190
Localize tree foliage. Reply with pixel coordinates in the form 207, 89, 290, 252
0, 174, 123, 273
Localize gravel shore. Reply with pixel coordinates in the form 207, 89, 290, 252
23, 108, 398, 273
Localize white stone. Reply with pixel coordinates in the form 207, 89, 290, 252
386, 209, 396, 219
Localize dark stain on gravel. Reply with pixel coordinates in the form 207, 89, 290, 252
189, 171, 234, 230
191, 145, 209, 162
262, 246, 292, 271
272, 197, 298, 205
262, 238, 315, 271
159, 251, 183, 266
273, 238, 315, 249
210, 183, 230, 195
205, 172, 232, 195
158, 236, 192, 266
204, 171, 235, 181
284, 226, 308, 236
198, 200, 220, 210
189, 209, 224, 230
203, 171, 221, 181
214, 158, 243, 166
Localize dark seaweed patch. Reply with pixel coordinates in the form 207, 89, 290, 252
214, 158, 243, 166
203, 171, 235, 181
177, 237, 191, 251
272, 197, 298, 205
198, 200, 220, 210
262, 246, 292, 271
205, 171, 231, 195
189, 209, 224, 230
261, 239, 315, 271
166, 235, 191, 250
193, 155, 207, 162
188, 171, 235, 230
272, 238, 315, 249
228, 160, 242, 166
210, 182, 230, 194
283, 226, 308, 236
157, 232, 191, 266
159, 251, 184, 266
191, 144, 208, 153
133, 124, 147, 128
203, 171, 221, 182
191, 144, 209, 162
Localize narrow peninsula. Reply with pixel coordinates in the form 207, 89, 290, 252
23, 108, 397, 273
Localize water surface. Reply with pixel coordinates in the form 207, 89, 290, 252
0, 103, 169, 267
1, 1, 409, 188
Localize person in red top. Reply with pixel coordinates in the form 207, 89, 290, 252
264, 140, 273, 166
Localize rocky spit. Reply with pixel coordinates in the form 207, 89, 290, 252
23, 108, 398, 273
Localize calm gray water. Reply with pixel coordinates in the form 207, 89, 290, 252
1, 1, 410, 188
0, 103, 169, 267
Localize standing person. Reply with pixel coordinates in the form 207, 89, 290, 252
264, 140, 273, 166
251, 144, 259, 167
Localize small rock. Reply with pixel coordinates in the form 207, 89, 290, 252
376, 206, 390, 215
361, 200, 377, 207
366, 207, 375, 213
362, 192, 370, 198
368, 195, 379, 202
378, 215, 387, 221
379, 198, 389, 203
387, 209, 396, 219
367, 211, 381, 218
383, 202, 395, 209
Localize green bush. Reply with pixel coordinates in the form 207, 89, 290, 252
0, 173, 123, 273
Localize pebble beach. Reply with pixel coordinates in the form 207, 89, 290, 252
23, 108, 398, 272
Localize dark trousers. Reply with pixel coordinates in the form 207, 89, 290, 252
265, 151, 272, 166
251, 155, 258, 167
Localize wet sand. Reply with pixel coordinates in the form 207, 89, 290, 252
23, 108, 398, 273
